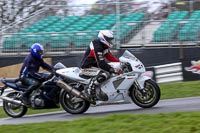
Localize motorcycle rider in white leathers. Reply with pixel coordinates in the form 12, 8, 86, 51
80, 30, 122, 101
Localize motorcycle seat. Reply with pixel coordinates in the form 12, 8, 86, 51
79, 74, 91, 79
79, 68, 100, 80
4, 78, 19, 83
16, 81, 29, 88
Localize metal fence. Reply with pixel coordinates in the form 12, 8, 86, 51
1, 1, 200, 55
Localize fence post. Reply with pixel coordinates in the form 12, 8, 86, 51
0, 31, 2, 53
116, 0, 121, 49
179, 41, 184, 60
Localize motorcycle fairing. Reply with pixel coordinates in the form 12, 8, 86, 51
136, 73, 152, 89
100, 75, 136, 102
57, 67, 87, 82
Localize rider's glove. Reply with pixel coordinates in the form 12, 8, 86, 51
115, 68, 123, 75
51, 69, 56, 75
41, 75, 50, 81
109, 67, 122, 75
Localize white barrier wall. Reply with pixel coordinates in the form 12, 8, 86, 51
154, 62, 183, 83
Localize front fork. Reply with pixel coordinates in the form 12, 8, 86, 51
134, 80, 146, 96
134, 75, 151, 96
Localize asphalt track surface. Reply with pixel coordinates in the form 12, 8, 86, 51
1, 96, 200, 125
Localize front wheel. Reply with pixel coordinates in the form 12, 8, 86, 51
60, 90, 90, 114
130, 79, 160, 108
3, 92, 28, 118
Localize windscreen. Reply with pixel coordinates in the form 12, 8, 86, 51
54, 62, 67, 70
122, 50, 135, 60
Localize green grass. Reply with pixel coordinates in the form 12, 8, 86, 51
1, 112, 200, 133
1, 80, 200, 118
159, 80, 200, 99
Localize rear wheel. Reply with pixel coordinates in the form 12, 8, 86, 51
130, 79, 160, 108
3, 92, 27, 118
60, 90, 90, 114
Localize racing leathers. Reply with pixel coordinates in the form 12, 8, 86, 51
80, 39, 119, 101
81, 39, 119, 71
19, 54, 54, 104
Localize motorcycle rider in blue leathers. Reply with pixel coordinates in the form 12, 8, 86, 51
20, 43, 55, 106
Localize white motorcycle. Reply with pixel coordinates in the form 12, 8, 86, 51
56, 50, 161, 114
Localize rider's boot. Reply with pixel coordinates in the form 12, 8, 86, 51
21, 93, 31, 106
84, 83, 108, 101
83, 83, 94, 99
83, 77, 108, 102
95, 85, 108, 101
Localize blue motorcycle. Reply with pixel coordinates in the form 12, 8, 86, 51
0, 63, 69, 118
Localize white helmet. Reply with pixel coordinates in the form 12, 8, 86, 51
98, 30, 114, 48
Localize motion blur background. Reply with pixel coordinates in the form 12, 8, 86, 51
0, 0, 200, 83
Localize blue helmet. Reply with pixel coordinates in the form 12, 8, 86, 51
30, 43, 44, 59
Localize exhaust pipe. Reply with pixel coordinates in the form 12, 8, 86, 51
56, 80, 85, 98
0, 96, 24, 106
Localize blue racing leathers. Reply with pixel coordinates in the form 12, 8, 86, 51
19, 54, 53, 80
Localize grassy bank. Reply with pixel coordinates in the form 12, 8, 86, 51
160, 80, 200, 99
1, 112, 200, 133
1, 80, 200, 118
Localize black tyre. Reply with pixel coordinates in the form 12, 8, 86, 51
130, 79, 160, 108
60, 90, 90, 114
3, 92, 28, 118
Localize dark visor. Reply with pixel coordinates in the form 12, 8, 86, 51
104, 35, 114, 43
37, 50, 43, 55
